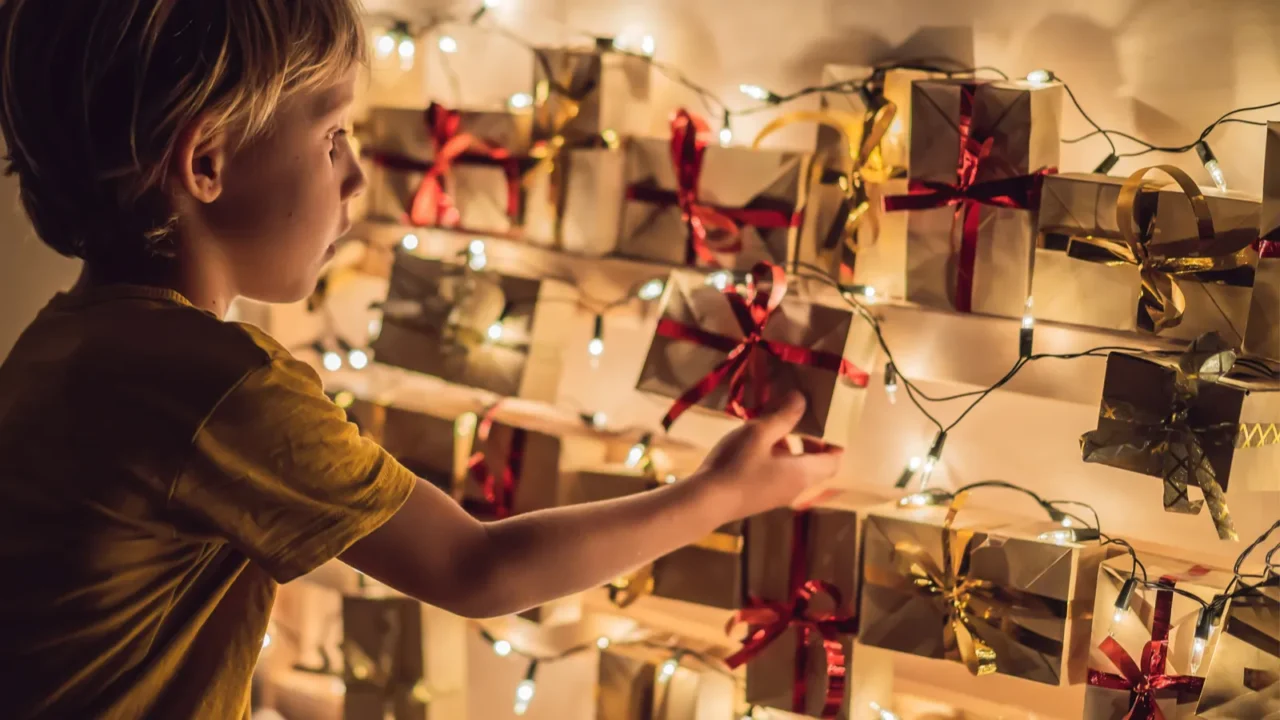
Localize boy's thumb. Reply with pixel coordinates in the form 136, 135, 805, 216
755, 391, 807, 439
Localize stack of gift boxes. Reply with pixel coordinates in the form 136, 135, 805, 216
327, 44, 1280, 720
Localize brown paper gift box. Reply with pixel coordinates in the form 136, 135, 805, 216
569, 467, 745, 609
1196, 579, 1280, 719
879, 79, 1062, 317
1246, 121, 1280, 362
363, 107, 534, 234
342, 594, 469, 720
635, 269, 876, 446
370, 252, 575, 404
343, 400, 460, 495
1083, 555, 1236, 719
1032, 171, 1262, 343
617, 126, 812, 271
817, 65, 941, 176
532, 48, 652, 145
737, 504, 860, 716
858, 504, 1113, 686
596, 645, 736, 720
522, 147, 628, 255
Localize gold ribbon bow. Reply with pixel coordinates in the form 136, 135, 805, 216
1060, 165, 1258, 334
523, 92, 619, 245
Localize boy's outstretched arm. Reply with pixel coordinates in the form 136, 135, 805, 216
340, 393, 841, 618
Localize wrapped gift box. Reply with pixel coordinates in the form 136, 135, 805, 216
343, 400, 460, 495
858, 502, 1114, 686
342, 594, 469, 720
354, 29, 431, 115
817, 65, 941, 177
370, 252, 575, 404
1084, 555, 1236, 719
596, 645, 736, 720
1080, 337, 1280, 541
522, 146, 627, 255
532, 47, 652, 145
363, 106, 535, 234
635, 267, 874, 456
1196, 578, 1280, 719
1032, 168, 1262, 343
618, 110, 813, 271
569, 467, 745, 609
876, 79, 1062, 317
1247, 121, 1280, 361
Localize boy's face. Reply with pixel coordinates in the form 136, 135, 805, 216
198, 69, 365, 304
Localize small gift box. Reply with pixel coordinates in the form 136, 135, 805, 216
531, 47, 652, 145
1196, 578, 1280, 719
343, 400, 462, 495
618, 109, 812, 271
1032, 166, 1262, 343
858, 499, 1114, 686
569, 467, 745, 609
596, 645, 737, 720
1084, 556, 1236, 719
635, 265, 873, 457
1246, 121, 1280, 361
521, 145, 627, 255
1080, 334, 1280, 541
370, 252, 575, 404
728, 502, 861, 718
363, 105, 535, 235
877, 79, 1062, 317
342, 594, 469, 720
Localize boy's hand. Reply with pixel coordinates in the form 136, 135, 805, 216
693, 392, 844, 518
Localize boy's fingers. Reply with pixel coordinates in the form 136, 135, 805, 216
754, 391, 807, 441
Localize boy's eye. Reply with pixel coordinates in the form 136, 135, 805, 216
329, 128, 349, 158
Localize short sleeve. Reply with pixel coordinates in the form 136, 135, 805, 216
170, 354, 418, 583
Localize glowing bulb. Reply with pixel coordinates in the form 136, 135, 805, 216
706, 270, 732, 291
469, 239, 486, 256
400, 233, 420, 251
663, 474, 678, 485
347, 348, 370, 371
467, 241, 488, 271
601, 129, 619, 147
719, 126, 733, 146
333, 391, 355, 409
368, 316, 383, 341
509, 92, 533, 110
438, 36, 459, 54
739, 84, 771, 102
487, 322, 504, 342
493, 639, 512, 657
640, 34, 656, 56
1110, 578, 1138, 634
1190, 606, 1218, 673
1196, 141, 1228, 192
897, 488, 952, 508
1191, 636, 1208, 672
590, 412, 607, 429
870, 702, 902, 720
1026, 69, 1054, 86
455, 412, 478, 437
398, 39, 416, 60
625, 442, 646, 468
322, 351, 343, 372
596, 636, 610, 650
587, 337, 605, 357
884, 363, 899, 404
262, 633, 272, 650
863, 286, 877, 302
483, 0, 500, 7
513, 679, 536, 715
1113, 606, 1126, 626
908, 456, 922, 472
1038, 529, 1076, 545
376, 34, 396, 58
1061, 516, 1073, 528
659, 658, 679, 682
637, 278, 666, 301
1022, 313, 1034, 330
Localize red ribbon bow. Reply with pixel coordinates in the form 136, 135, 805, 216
882, 83, 1054, 313
724, 512, 855, 718
656, 262, 869, 433
1087, 576, 1207, 720
1256, 237, 1279, 259
464, 406, 527, 520
627, 109, 803, 268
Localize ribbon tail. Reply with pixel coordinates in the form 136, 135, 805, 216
951, 614, 998, 676
1139, 266, 1187, 333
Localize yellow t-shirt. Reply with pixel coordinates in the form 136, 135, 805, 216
0, 285, 418, 719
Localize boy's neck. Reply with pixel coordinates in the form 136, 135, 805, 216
74, 258, 236, 319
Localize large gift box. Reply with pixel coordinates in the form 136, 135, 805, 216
618, 110, 813, 271
363, 105, 535, 234
858, 500, 1114, 686
635, 265, 873, 458
370, 252, 576, 404
569, 467, 745, 609
728, 501, 863, 718
1247, 121, 1280, 361
875, 79, 1062, 316
1196, 578, 1280, 718
343, 400, 462, 495
817, 65, 941, 177
1084, 555, 1236, 719
596, 644, 737, 720
1032, 166, 1262, 343
1080, 335, 1280, 541
521, 145, 627, 254
531, 47, 652, 145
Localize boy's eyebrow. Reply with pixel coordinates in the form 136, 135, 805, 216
313, 85, 355, 120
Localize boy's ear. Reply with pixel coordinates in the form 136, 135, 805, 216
172, 114, 228, 204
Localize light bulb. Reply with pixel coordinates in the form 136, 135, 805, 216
455, 412, 478, 438
347, 348, 370, 371
493, 639, 512, 657
469, 239, 486, 256
376, 34, 396, 58
1025, 69, 1054, 86
513, 679, 535, 715
897, 488, 952, 508
487, 322, 504, 342
739, 84, 771, 102
640, 34, 656, 56
1112, 605, 1127, 627
908, 456, 922, 472
508, 92, 533, 110
719, 126, 733, 146
467, 242, 488, 271
1196, 141, 1228, 191
333, 391, 355, 409
659, 658, 679, 681
663, 474, 678, 484
1022, 313, 1034, 330
262, 633, 272, 650
400, 233, 420, 251
1038, 528, 1077, 545
322, 351, 343, 372
483, 0, 500, 7
706, 270, 732, 291
1191, 636, 1208, 673
438, 35, 459, 54
625, 442, 646, 468
863, 286, 878, 302
398, 38, 416, 60
1110, 577, 1138, 634
637, 278, 665, 301
587, 338, 604, 356
1061, 516, 1073, 528
590, 412, 608, 429
367, 316, 383, 341
1094, 153, 1120, 175
884, 363, 899, 404
596, 636, 610, 650
1190, 606, 1218, 673
871, 702, 902, 720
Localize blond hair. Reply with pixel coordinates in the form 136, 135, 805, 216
0, 0, 366, 268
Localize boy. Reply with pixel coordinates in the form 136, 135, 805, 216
0, 1, 842, 718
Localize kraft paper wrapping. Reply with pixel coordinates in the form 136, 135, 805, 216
892, 79, 1062, 318
364, 107, 534, 234
522, 147, 627, 255
1196, 580, 1280, 719
532, 48, 652, 144
1083, 347, 1280, 497
1031, 172, 1261, 343
343, 400, 459, 495
570, 469, 745, 609
618, 137, 811, 271
858, 507, 1112, 686
1246, 121, 1280, 362
635, 270, 870, 441
817, 66, 940, 177
1083, 556, 1236, 719
596, 647, 735, 720
371, 253, 573, 404
456, 419, 563, 519
741, 507, 859, 715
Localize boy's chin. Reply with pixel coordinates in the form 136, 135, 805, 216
240, 273, 323, 306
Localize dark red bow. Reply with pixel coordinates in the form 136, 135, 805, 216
656, 262, 869, 433
1256, 237, 1279, 259
463, 406, 527, 520
626, 109, 802, 268
725, 512, 855, 718
882, 83, 1054, 312
1087, 576, 1207, 720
